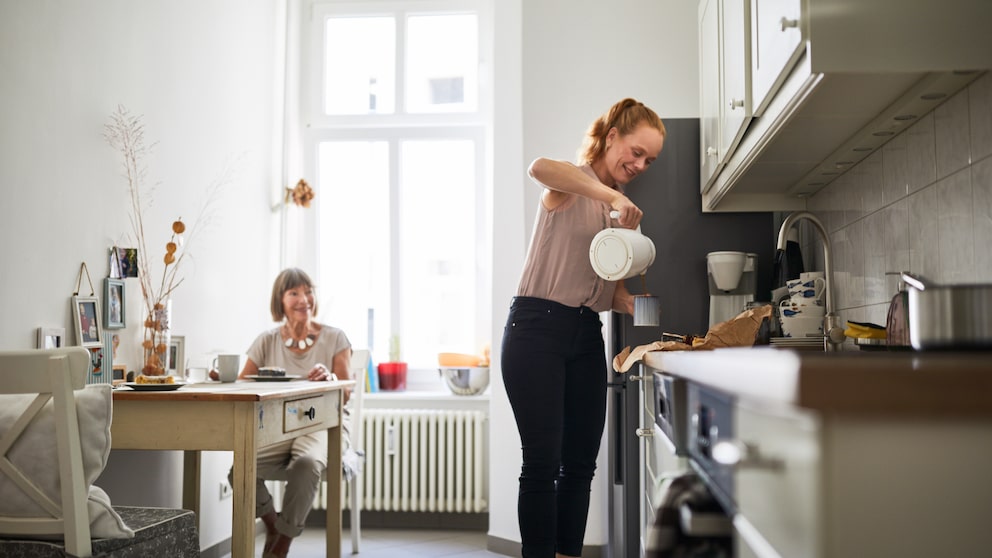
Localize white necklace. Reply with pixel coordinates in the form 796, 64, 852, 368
285, 336, 315, 350
283, 326, 316, 350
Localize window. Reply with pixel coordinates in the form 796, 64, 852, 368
302, 0, 491, 369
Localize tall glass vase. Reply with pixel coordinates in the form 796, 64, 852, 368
141, 299, 172, 376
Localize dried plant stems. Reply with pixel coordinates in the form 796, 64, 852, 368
104, 105, 234, 374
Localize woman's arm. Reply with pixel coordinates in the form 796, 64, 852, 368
528, 157, 642, 228
237, 357, 260, 380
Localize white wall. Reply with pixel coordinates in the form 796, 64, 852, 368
0, 0, 284, 550
487, 0, 699, 550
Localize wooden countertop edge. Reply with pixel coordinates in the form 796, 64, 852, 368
642, 349, 992, 416
111, 379, 355, 402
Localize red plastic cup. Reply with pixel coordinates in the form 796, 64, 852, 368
377, 362, 408, 391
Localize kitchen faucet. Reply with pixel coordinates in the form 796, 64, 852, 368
776, 211, 845, 351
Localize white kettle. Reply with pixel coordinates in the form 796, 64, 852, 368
589, 212, 656, 281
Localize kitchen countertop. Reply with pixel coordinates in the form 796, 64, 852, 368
642, 348, 992, 416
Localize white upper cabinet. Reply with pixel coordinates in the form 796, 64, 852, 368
697, 0, 992, 212
700, 0, 753, 194
750, 0, 803, 116
699, 0, 723, 190
721, 0, 751, 164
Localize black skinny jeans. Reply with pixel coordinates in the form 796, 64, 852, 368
501, 296, 608, 558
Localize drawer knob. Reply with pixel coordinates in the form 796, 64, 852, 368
780, 17, 799, 31
305, 406, 316, 420
729, 98, 744, 110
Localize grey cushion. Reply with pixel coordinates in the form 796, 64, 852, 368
0, 506, 197, 558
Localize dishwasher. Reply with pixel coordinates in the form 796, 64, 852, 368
644, 369, 733, 556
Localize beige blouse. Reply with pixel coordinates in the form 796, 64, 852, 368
516, 164, 621, 312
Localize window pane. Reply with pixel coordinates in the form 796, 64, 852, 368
399, 140, 477, 366
316, 141, 391, 357
324, 17, 395, 115
405, 14, 478, 113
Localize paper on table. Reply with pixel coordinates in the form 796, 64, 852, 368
613, 305, 774, 373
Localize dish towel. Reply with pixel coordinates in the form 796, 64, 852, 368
646, 473, 732, 558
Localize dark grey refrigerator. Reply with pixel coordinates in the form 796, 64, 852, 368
604, 118, 774, 557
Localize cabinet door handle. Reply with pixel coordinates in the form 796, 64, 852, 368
706, 146, 718, 157
729, 98, 744, 110
635, 428, 654, 438
712, 439, 785, 471
780, 16, 799, 31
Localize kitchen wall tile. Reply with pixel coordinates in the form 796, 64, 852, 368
859, 151, 884, 214
863, 209, 887, 305
831, 220, 863, 310
908, 186, 940, 281
936, 168, 975, 283
968, 72, 992, 163
883, 200, 911, 295
882, 133, 910, 205
934, 91, 971, 180
972, 156, 992, 282
839, 172, 864, 227
904, 112, 937, 194
863, 202, 909, 305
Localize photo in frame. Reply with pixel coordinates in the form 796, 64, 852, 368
168, 335, 185, 376
118, 248, 138, 278
71, 295, 103, 348
104, 278, 126, 329
109, 246, 123, 279
36, 327, 66, 349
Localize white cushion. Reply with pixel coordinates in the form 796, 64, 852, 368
0, 384, 133, 539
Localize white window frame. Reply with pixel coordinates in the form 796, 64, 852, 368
297, 0, 493, 368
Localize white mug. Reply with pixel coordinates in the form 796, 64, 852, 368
788, 277, 824, 303
212, 354, 240, 382
633, 295, 660, 327
780, 299, 825, 317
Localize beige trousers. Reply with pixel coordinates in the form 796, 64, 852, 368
228, 407, 352, 538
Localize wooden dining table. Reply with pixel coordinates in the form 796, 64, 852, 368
111, 379, 354, 558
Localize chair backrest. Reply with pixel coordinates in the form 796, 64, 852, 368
0, 347, 92, 557
347, 349, 370, 452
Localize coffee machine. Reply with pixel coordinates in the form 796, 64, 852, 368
707, 251, 758, 326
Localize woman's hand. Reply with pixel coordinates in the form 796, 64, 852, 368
612, 280, 636, 315
308, 363, 335, 381
609, 195, 643, 229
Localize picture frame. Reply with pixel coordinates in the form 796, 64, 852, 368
71, 295, 103, 348
168, 335, 185, 376
104, 278, 126, 329
36, 326, 66, 349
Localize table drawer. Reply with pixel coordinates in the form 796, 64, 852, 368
283, 394, 338, 433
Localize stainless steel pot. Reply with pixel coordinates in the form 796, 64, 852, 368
901, 272, 992, 350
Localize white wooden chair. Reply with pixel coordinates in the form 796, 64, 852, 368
267, 348, 369, 554
0, 348, 93, 556
0, 348, 198, 557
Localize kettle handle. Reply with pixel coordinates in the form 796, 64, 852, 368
608, 210, 642, 233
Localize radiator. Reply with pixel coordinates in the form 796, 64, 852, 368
306, 408, 488, 513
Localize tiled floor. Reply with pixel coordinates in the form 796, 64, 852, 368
229, 527, 506, 557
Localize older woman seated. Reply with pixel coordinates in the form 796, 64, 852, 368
229, 267, 354, 558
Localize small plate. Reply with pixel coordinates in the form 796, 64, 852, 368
123, 382, 186, 391
244, 374, 301, 382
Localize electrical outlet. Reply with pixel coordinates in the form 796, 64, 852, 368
219, 481, 233, 500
